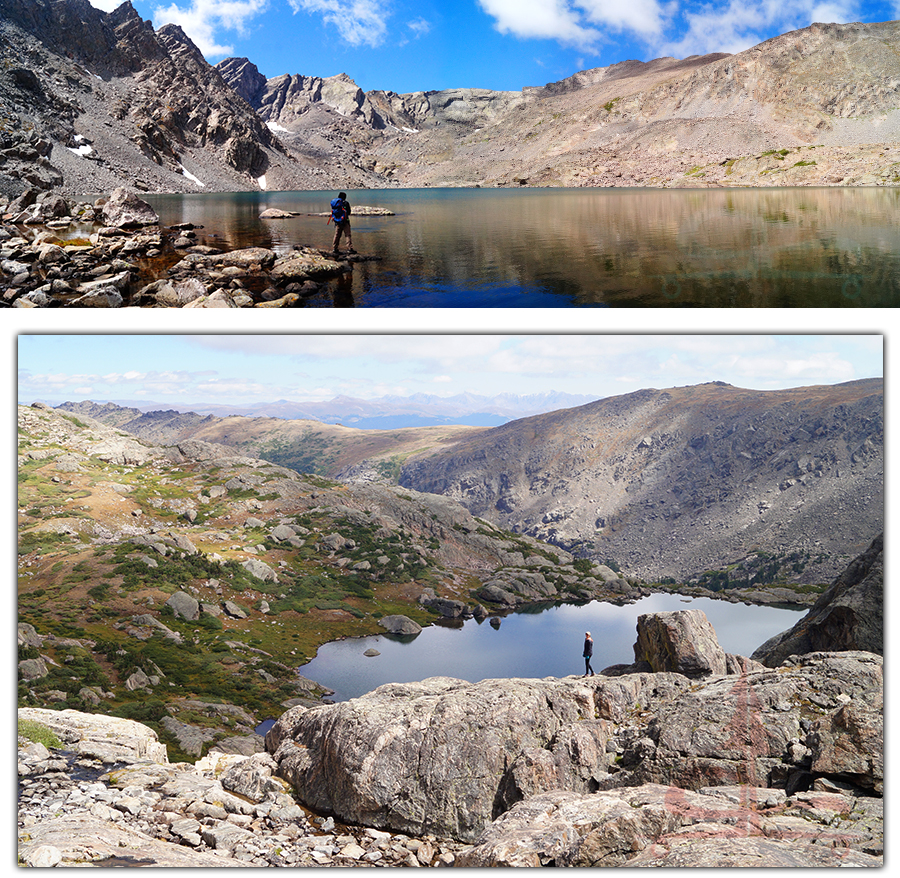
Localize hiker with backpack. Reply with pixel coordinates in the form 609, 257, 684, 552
329, 192, 355, 255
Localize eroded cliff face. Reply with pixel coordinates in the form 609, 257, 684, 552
0, 0, 318, 197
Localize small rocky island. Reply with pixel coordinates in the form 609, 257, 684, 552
18, 535, 883, 867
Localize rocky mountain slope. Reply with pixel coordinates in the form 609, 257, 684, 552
215, 20, 900, 189
398, 379, 884, 584
2, 0, 897, 199
0, 0, 319, 199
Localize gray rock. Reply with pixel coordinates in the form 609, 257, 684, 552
223, 601, 248, 619
220, 752, 281, 802
378, 615, 422, 636
633, 609, 727, 677
101, 188, 159, 228
753, 534, 883, 666
270, 524, 296, 542
125, 669, 152, 691
18, 657, 49, 680
457, 784, 882, 867
22, 845, 62, 868
17, 707, 168, 764
166, 591, 200, 621
241, 558, 277, 582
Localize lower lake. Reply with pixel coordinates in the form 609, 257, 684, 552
297, 593, 804, 703
144, 187, 900, 307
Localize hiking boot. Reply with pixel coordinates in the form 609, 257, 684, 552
347, 249, 357, 255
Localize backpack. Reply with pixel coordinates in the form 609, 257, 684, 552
330, 197, 348, 224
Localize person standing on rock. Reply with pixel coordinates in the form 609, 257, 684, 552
329, 192, 355, 255
583, 631, 594, 676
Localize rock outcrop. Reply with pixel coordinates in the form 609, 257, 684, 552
266, 643, 882, 843
17, 706, 168, 764
753, 533, 883, 666
457, 783, 882, 866
18, 716, 467, 866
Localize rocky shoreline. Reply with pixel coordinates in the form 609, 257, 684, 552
1, 187, 374, 307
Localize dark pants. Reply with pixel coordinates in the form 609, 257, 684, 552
584, 656, 594, 675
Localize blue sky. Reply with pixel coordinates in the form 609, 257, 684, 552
17, 334, 882, 408
87, 0, 900, 93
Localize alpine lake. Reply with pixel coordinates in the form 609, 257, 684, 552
292, 592, 805, 705
144, 186, 900, 307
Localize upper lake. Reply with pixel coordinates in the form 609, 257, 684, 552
297, 593, 804, 703
145, 187, 900, 307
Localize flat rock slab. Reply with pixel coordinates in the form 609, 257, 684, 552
457, 784, 882, 867
18, 814, 241, 867
17, 707, 168, 764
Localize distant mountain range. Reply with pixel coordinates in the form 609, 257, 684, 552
55, 391, 596, 429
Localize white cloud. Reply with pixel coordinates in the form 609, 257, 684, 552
289, 0, 390, 47
152, 0, 269, 57
654, 0, 860, 59
478, 0, 602, 48
476, 0, 670, 50
407, 17, 431, 38
478, 0, 862, 60
88, 0, 128, 10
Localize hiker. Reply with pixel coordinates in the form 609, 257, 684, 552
329, 191, 355, 255
583, 631, 594, 676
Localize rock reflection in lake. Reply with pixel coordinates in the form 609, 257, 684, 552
298, 593, 804, 702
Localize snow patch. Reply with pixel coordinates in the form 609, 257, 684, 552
266, 121, 292, 134
180, 165, 205, 186
258, 175, 268, 190
402, 127, 420, 134
67, 144, 93, 157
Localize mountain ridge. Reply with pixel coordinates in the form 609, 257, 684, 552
2, 1, 898, 198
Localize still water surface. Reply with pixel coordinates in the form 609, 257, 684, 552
145, 187, 900, 307
297, 593, 803, 702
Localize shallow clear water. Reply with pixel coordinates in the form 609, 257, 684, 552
144, 187, 900, 307
297, 593, 803, 702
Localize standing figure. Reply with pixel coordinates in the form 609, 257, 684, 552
583, 631, 595, 676
330, 191, 355, 255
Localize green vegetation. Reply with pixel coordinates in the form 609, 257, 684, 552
689, 549, 830, 593
17, 718, 62, 749
254, 431, 339, 475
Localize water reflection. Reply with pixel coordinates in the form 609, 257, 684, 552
144, 187, 900, 307
298, 593, 804, 702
